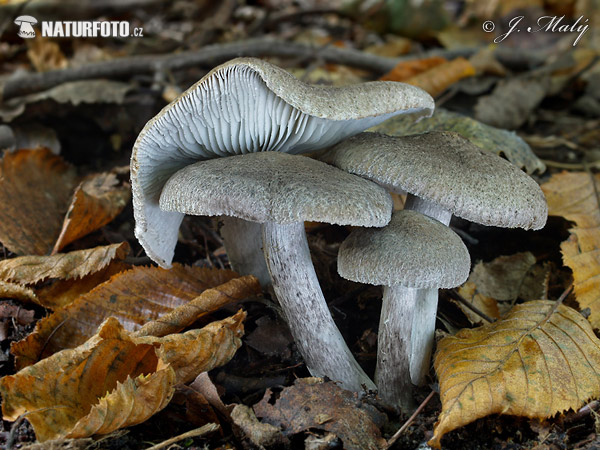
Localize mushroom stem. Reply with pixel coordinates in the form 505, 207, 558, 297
377, 286, 437, 410
376, 195, 452, 410
263, 221, 376, 392
221, 216, 271, 287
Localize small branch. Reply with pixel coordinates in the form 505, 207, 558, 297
1, 38, 544, 102
447, 289, 496, 323
145, 423, 219, 450
384, 390, 436, 449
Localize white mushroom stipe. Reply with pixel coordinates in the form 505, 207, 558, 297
264, 222, 376, 391
221, 216, 271, 287
131, 59, 434, 268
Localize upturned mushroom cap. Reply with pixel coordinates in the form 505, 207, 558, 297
319, 131, 548, 230
159, 152, 392, 227
338, 210, 470, 289
131, 57, 434, 267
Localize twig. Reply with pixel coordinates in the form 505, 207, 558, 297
384, 390, 436, 449
541, 159, 600, 170
1, 38, 544, 102
144, 423, 219, 450
446, 289, 496, 323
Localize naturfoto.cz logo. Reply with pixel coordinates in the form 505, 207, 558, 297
14, 16, 144, 39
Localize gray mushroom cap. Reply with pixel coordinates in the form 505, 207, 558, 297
159, 151, 393, 227
131, 57, 434, 267
319, 131, 548, 230
338, 210, 470, 289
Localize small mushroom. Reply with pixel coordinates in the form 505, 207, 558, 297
131, 57, 434, 279
319, 131, 548, 407
159, 151, 393, 391
337, 209, 470, 409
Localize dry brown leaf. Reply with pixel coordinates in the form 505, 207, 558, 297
404, 57, 476, 97
36, 261, 131, 310
52, 173, 131, 254
474, 76, 550, 130
0, 281, 37, 303
254, 378, 387, 450
27, 37, 68, 72
0, 242, 129, 285
379, 56, 447, 82
11, 266, 258, 368
0, 149, 78, 255
1, 312, 245, 441
456, 281, 501, 325
542, 172, 600, 328
469, 252, 539, 301
430, 301, 600, 448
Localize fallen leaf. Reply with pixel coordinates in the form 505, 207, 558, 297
12, 266, 259, 368
430, 301, 600, 448
404, 57, 476, 97
0, 149, 78, 255
232, 404, 287, 448
542, 172, 600, 328
0, 242, 129, 285
254, 378, 387, 450
35, 261, 131, 310
469, 252, 541, 302
455, 281, 501, 325
0, 303, 35, 324
26, 37, 68, 72
379, 56, 447, 82
0, 281, 37, 303
474, 76, 551, 129
52, 173, 131, 254
0, 80, 133, 122
1, 312, 245, 441
369, 108, 545, 174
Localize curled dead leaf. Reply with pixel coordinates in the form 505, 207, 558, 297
430, 301, 600, 448
52, 172, 131, 254
0, 242, 129, 285
1, 311, 245, 441
404, 57, 476, 97
11, 266, 259, 368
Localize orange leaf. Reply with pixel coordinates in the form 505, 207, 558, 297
541, 172, 600, 328
379, 56, 447, 82
11, 266, 258, 368
52, 172, 131, 254
0, 149, 78, 255
404, 57, 476, 97
430, 301, 600, 448
1, 312, 245, 441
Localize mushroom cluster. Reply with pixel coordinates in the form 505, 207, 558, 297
131, 57, 435, 392
319, 131, 548, 409
132, 57, 548, 408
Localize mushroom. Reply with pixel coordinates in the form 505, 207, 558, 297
318, 131, 548, 407
130, 57, 434, 281
337, 209, 470, 409
14, 16, 37, 39
159, 151, 394, 391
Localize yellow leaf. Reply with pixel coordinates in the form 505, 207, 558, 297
429, 301, 600, 448
1, 312, 245, 441
379, 56, 447, 82
541, 172, 600, 327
